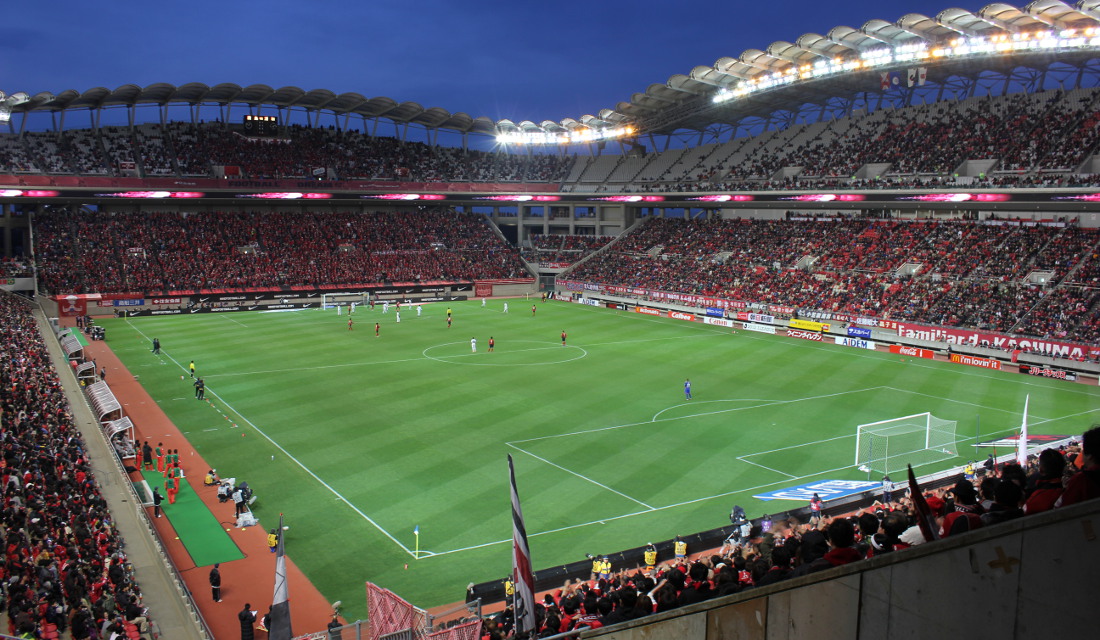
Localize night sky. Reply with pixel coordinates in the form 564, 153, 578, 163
2, 1, 985, 125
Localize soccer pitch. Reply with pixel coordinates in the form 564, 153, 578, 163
98, 300, 1100, 616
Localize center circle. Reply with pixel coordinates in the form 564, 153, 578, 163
422, 340, 588, 366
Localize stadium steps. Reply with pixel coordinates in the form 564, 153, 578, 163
557, 218, 648, 279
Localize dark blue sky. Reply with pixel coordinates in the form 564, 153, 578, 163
2, 1, 983, 125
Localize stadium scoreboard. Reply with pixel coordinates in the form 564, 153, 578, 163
243, 115, 278, 137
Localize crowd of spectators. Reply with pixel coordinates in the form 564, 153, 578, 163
4, 87, 1100, 192
32, 206, 529, 294
522, 234, 615, 266
0, 291, 153, 639
0, 257, 32, 278
567, 216, 1100, 343
479, 426, 1098, 638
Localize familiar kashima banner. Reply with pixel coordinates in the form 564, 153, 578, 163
668, 310, 696, 322
788, 329, 823, 341
475, 283, 493, 298
949, 353, 1003, 370
834, 336, 875, 350
897, 321, 1098, 359
889, 345, 935, 359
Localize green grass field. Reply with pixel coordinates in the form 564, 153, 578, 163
97, 299, 1100, 619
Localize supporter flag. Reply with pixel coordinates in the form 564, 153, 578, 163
907, 465, 941, 543
269, 513, 292, 640
907, 67, 929, 87
508, 455, 536, 637
880, 71, 901, 91
1016, 394, 1030, 467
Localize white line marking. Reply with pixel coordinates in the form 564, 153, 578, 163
651, 387, 884, 422
219, 315, 248, 328
506, 444, 655, 510
509, 387, 884, 445
736, 456, 797, 478
882, 386, 1053, 421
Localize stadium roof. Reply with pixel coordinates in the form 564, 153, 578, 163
5, 2, 1100, 142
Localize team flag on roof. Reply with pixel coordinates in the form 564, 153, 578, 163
269, 513, 292, 640
508, 455, 536, 637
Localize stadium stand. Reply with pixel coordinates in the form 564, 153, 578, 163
7, 87, 1100, 191
7, 7, 1100, 636
0, 292, 152, 640
566, 217, 1100, 346
521, 234, 616, 267
32, 207, 529, 295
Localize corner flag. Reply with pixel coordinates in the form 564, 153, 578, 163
508, 455, 536, 637
269, 513, 292, 640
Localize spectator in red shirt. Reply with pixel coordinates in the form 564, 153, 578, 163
1057, 425, 1100, 508
1024, 448, 1067, 514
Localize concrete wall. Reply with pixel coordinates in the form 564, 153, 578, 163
585, 498, 1098, 639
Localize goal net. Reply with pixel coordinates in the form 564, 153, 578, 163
321, 292, 370, 310
855, 412, 958, 476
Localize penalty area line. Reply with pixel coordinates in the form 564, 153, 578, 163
507, 444, 655, 511
737, 456, 797, 479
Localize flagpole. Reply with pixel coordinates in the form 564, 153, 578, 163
414, 526, 420, 560
269, 513, 293, 640
1017, 395, 1030, 467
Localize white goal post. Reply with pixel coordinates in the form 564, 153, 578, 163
855, 412, 958, 476
321, 292, 371, 310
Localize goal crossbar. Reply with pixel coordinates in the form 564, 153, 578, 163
855, 412, 958, 475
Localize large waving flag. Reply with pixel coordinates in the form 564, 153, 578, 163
269, 513, 293, 640
508, 455, 536, 637
1016, 395, 1030, 467
907, 465, 941, 543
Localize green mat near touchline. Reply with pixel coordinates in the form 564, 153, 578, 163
142, 469, 245, 567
